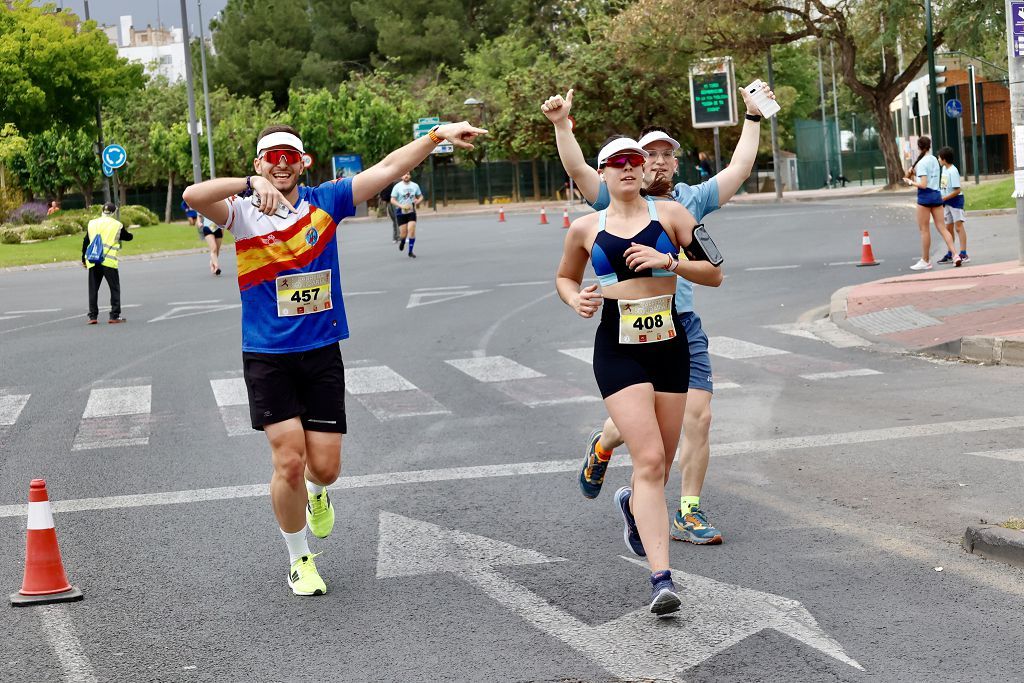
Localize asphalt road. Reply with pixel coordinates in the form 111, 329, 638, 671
2, 197, 1023, 682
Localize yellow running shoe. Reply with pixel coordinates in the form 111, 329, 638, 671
306, 489, 335, 539
287, 553, 327, 596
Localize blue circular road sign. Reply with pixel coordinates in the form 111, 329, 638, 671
945, 99, 963, 119
102, 144, 127, 169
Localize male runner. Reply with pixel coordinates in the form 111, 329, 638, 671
541, 84, 772, 545
391, 172, 423, 257
182, 120, 485, 595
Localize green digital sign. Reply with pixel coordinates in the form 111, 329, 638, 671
688, 58, 737, 128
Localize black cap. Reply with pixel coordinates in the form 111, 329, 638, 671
102, 202, 116, 214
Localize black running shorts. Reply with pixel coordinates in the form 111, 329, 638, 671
242, 342, 347, 432
593, 298, 689, 398
396, 211, 417, 225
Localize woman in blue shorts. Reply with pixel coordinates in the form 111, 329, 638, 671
904, 136, 960, 270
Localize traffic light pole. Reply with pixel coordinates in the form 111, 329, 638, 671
925, 0, 943, 148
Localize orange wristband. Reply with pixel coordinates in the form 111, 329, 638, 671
427, 126, 443, 145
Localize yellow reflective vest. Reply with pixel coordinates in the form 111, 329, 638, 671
85, 215, 124, 269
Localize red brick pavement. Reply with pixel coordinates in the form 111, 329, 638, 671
843, 261, 1024, 350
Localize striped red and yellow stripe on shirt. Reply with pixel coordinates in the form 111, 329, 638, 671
235, 207, 338, 291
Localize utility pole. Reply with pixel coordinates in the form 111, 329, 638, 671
817, 45, 832, 188
968, 64, 981, 184
897, 39, 911, 161
197, 0, 216, 178
179, 0, 203, 184
829, 42, 844, 180
925, 0, 942, 147
767, 47, 783, 200
83, 1, 112, 204
1006, 0, 1024, 264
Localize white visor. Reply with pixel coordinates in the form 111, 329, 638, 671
637, 130, 680, 152
256, 132, 305, 156
597, 138, 649, 167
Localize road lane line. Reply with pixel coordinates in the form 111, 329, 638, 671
37, 605, 98, 683
709, 337, 790, 359
4, 416, 1023, 518
0, 305, 140, 335
966, 449, 1024, 462
414, 285, 469, 291
5, 308, 61, 314
167, 300, 221, 305
799, 368, 883, 381
744, 265, 801, 271
497, 280, 548, 287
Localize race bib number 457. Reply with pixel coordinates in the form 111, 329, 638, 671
276, 269, 332, 317
618, 295, 674, 344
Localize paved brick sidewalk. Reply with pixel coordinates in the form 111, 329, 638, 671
831, 261, 1024, 365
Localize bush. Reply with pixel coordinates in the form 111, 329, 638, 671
9, 202, 48, 224
45, 218, 82, 236
0, 227, 22, 244
0, 188, 24, 220
22, 225, 61, 240
58, 207, 100, 230
118, 205, 159, 227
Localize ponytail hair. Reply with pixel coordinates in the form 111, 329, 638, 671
641, 175, 673, 199
909, 136, 932, 173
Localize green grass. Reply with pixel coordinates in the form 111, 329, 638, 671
1001, 518, 1024, 531
964, 176, 1014, 211
0, 223, 232, 268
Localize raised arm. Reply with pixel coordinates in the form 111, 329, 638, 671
713, 85, 775, 206
351, 122, 486, 205
541, 89, 602, 204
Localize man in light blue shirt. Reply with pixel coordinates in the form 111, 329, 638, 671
541, 84, 773, 547
937, 146, 969, 264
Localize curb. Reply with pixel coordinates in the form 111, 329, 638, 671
963, 525, 1024, 569
965, 207, 1016, 217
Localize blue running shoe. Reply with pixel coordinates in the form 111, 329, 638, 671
614, 486, 646, 557
671, 507, 723, 545
579, 430, 609, 499
649, 570, 681, 616
937, 252, 954, 265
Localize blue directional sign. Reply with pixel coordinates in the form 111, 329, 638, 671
102, 144, 127, 169
945, 99, 962, 119
102, 163, 114, 177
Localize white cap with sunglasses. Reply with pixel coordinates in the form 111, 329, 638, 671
256, 131, 305, 157
597, 138, 649, 167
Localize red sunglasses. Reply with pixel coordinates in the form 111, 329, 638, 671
260, 149, 303, 166
602, 153, 646, 169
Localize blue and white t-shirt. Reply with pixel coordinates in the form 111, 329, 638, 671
940, 164, 965, 208
590, 178, 720, 313
391, 181, 422, 215
916, 154, 942, 191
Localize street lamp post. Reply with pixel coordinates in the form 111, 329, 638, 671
197, 0, 216, 179
179, 0, 203, 185
464, 98, 492, 204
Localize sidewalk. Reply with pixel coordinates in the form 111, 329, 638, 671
830, 261, 1024, 365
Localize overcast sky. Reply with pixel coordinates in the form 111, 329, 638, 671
65, 0, 229, 31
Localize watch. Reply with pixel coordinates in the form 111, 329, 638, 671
427, 125, 444, 145
745, 113, 762, 122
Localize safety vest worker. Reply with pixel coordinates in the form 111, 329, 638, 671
82, 202, 133, 324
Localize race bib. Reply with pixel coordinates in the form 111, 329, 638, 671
276, 269, 332, 317
618, 295, 675, 344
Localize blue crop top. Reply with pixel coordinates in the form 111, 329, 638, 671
590, 199, 677, 287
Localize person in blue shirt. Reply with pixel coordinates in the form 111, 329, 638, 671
181, 199, 198, 227
903, 136, 960, 270
937, 146, 969, 264
541, 82, 773, 548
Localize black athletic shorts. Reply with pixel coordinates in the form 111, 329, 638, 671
242, 342, 347, 432
202, 225, 224, 238
396, 211, 417, 226
593, 298, 689, 398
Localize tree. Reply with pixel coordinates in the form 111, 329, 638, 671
620, 0, 1005, 186
0, 1, 144, 135
53, 127, 101, 206
351, 0, 470, 70
150, 121, 193, 221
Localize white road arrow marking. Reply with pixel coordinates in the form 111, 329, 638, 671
148, 304, 240, 323
376, 512, 863, 680
406, 289, 490, 308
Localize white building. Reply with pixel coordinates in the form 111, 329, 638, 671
101, 15, 188, 82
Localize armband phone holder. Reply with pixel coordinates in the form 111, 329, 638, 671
682, 224, 724, 266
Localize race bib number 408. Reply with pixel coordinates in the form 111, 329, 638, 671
618, 295, 674, 344
276, 269, 332, 317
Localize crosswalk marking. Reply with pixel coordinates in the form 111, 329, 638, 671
558, 347, 593, 364
765, 322, 870, 349
799, 368, 883, 381
209, 375, 252, 437
709, 337, 790, 360
73, 380, 152, 451
966, 449, 1024, 462
0, 393, 30, 426
345, 366, 448, 421
446, 356, 545, 382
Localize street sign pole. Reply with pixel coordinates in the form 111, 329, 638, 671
179, 0, 203, 184
1008, 0, 1024, 264
83, 0, 111, 204
817, 45, 832, 187
767, 47, 783, 201
712, 127, 721, 175
830, 42, 844, 180
968, 64, 981, 184
197, 0, 216, 179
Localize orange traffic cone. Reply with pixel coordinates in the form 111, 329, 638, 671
539, 208, 548, 225
562, 209, 570, 228
857, 231, 879, 267
10, 479, 82, 606
498, 207, 506, 223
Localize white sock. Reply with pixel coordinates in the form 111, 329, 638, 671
305, 479, 325, 496
281, 528, 310, 564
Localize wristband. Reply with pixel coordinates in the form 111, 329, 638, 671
745, 113, 762, 122
428, 125, 444, 145
240, 176, 253, 197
